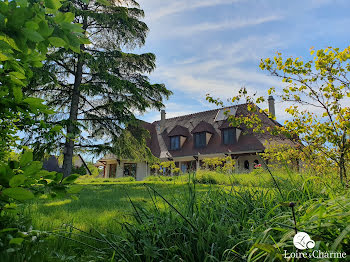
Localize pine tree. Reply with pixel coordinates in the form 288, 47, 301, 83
26, 0, 171, 177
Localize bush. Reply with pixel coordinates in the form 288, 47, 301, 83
144, 175, 174, 182
194, 170, 232, 185
76, 176, 136, 184
71, 166, 87, 176
144, 175, 190, 182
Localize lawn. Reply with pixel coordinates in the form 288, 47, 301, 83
4, 170, 349, 261
24, 182, 219, 233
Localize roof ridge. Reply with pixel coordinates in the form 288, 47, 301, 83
152, 104, 246, 123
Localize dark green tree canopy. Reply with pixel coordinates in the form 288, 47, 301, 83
25, 0, 171, 176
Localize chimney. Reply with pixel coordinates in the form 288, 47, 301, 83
268, 96, 275, 118
160, 109, 166, 131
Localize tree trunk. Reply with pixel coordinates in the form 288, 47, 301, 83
62, 52, 84, 177
338, 134, 348, 185
62, 10, 88, 178
339, 154, 347, 185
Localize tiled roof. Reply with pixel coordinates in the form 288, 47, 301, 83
168, 125, 190, 137
141, 104, 296, 159
191, 121, 216, 134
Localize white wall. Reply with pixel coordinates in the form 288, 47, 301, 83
136, 162, 148, 181
105, 160, 148, 181
236, 155, 262, 172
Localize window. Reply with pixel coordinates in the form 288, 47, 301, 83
244, 160, 250, 170
222, 128, 236, 145
194, 132, 206, 148
170, 136, 180, 150
124, 163, 137, 178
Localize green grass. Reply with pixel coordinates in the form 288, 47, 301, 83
3, 169, 349, 261
24, 182, 218, 233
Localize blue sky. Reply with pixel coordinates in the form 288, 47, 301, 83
135, 0, 350, 123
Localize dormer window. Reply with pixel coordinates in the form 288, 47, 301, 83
168, 125, 189, 150
222, 128, 236, 145
170, 136, 180, 150
194, 132, 206, 148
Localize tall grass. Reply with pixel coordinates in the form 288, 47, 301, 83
49, 170, 349, 261
3, 169, 349, 261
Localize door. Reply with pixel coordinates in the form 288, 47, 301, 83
109, 164, 117, 178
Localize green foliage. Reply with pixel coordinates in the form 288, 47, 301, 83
151, 161, 182, 176
194, 170, 231, 185
207, 46, 350, 184
0, 0, 86, 161
26, 0, 172, 176
71, 166, 86, 176
202, 156, 235, 173
259, 47, 350, 183
86, 163, 100, 177
76, 176, 136, 184
0, 150, 81, 257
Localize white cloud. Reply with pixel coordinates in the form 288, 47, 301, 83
171, 15, 283, 36
152, 34, 284, 100
142, 0, 242, 22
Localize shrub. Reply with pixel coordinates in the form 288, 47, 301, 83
71, 166, 87, 176
194, 170, 232, 185
76, 176, 136, 184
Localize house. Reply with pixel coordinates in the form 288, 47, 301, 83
96, 96, 296, 180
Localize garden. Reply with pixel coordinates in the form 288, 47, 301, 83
0, 0, 349, 261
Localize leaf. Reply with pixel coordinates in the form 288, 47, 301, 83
0, 228, 18, 233
50, 125, 63, 132
60, 22, 84, 33
79, 36, 90, 45
4, 203, 18, 210
23, 161, 42, 177
71, 195, 79, 200
48, 37, 66, 47
25, 21, 39, 30
9, 175, 26, 187
63, 12, 75, 22
3, 35, 21, 51
61, 174, 80, 185
9, 238, 24, 245
9, 75, 25, 86
67, 185, 83, 194
42, 171, 57, 180
0, 52, 9, 61
9, 71, 26, 80
23, 97, 46, 110
3, 188, 34, 201
12, 86, 23, 102
45, 0, 62, 10
20, 151, 33, 167
35, 170, 50, 179
38, 20, 54, 37
22, 28, 44, 42
331, 225, 350, 250
54, 172, 63, 182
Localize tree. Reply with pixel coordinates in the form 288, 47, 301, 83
0, 0, 85, 162
208, 46, 350, 184
25, 0, 172, 177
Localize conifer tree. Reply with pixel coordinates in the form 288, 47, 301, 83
26, 0, 171, 176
